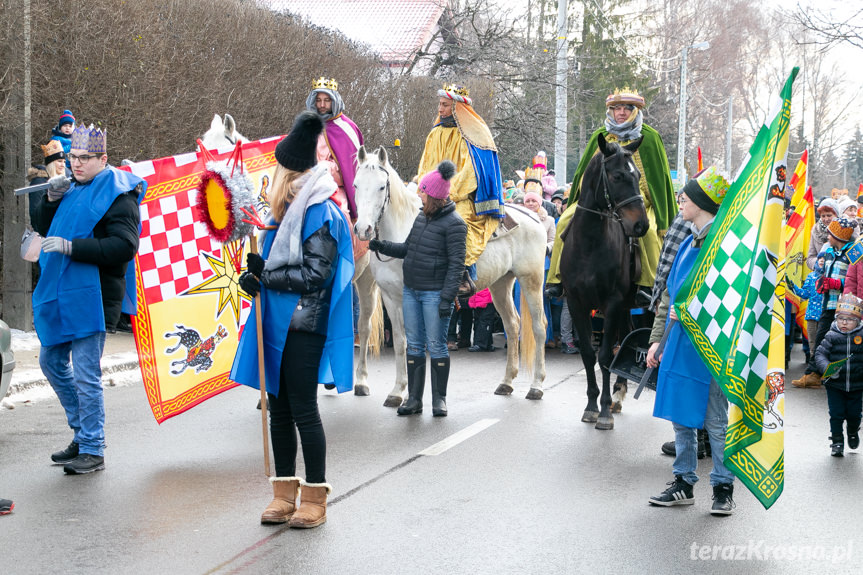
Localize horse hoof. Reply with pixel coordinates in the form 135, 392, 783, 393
383, 395, 403, 408
494, 384, 514, 396
354, 384, 370, 396
525, 388, 544, 400
611, 402, 622, 413
581, 410, 599, 423
595, 416, 614, 430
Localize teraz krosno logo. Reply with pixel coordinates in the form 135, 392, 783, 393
690, 541, 854, 563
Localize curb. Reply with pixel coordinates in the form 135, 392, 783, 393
8, 355, 141, 397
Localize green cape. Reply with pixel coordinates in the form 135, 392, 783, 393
567, 124, 676, 231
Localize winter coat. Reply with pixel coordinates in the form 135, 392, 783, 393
843, 260, 863, 301
793, 269, 824, 321
806, 222, 829, 272
374, 201, 467, 305
50, 127, 72, 167
823, 242, 854, 311
261, 222, 338, 336
469, 288, 493, 309
32, 182, 140, 331
815, 322, 863, 392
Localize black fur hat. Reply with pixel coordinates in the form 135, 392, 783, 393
274, 111, 324, 172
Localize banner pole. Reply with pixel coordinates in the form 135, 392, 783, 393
250, 235, 272, 478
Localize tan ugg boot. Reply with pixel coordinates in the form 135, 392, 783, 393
288, 481, 332, 529
792, 372, 822, 389
261, 477, 301, 524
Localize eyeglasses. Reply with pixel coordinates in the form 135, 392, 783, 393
677, 195, 688, 206
610, 105, 635, 112
69, 153, 99, 164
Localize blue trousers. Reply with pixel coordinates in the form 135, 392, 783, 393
403, 287, 453, 358
672, 380, 735, 487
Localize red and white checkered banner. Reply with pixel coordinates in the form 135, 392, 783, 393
122, 137, 280, 423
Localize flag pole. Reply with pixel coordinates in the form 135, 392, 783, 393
250, 235, 272, 478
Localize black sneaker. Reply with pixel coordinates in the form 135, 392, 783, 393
661, 441, 676, 456
63, 453, 105, 475
649, 476, 694, 506
0, 498, 13, 515
831, 442, 845, 457
848, 429, 860, 450
51, 441, 79, 465
711, 484, 735, 515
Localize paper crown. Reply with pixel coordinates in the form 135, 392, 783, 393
438, 83, 472, 105
41, 140, 65, 162
827, 217, 857, 242
70, 124, 106, 154
606, 87, 645, 110
837, 293, 863, 319
695, 166, 730, 205
532, 151, 548, 171
312, 76, 338, 91
524, 166, 544, 184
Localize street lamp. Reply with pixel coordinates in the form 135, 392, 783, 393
676, 41, 709, 187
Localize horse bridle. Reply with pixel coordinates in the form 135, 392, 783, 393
576, 152, 643, 223
370, 164, 394, 263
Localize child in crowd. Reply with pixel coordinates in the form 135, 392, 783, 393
790, 252, 825, 379
814, 293, 863, 457
468, 288, 496, 352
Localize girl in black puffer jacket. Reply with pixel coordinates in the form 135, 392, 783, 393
814, 293, 863, 456
369, 161, 467, 417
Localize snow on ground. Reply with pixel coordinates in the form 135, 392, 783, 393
10, 329, 42, 352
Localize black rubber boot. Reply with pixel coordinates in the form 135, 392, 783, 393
398, 355, 426, 415
430, 357, 450, 417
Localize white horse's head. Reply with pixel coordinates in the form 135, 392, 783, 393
200, 113, 249, 151
353, 146, 394, 241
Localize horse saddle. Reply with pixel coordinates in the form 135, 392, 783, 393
491, 204, 537, 241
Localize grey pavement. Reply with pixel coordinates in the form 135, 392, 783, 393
0, 338, 859, 574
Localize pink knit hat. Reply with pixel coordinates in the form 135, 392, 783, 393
420, 160, 456, 200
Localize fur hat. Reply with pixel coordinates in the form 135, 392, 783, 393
57, 109, 75, 128
836, 293, 863, 320
681, 166, 731, 215
419, 160, 456, 200
275, 111, 323, 172
827, 217, 857, 242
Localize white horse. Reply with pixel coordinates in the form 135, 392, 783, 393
353, 146, 548, 401
201, 114, 249, 150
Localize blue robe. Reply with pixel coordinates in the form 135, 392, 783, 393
230, 199, 355, 395
653, 234, 713, 428
33, 166, 145, 346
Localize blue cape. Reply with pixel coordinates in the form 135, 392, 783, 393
230, 199, 355, 395
33, 166, 145, 346
467, 144, 505, 218
653, 235, 713, 428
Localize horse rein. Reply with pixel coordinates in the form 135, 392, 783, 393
576, 153, 643, 223
371, 164, 395, 263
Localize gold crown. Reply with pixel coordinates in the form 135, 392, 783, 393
606, 87, 645, 109
442, 83, 469, 97
312, 77, 338, 91
837, 293, 863, 319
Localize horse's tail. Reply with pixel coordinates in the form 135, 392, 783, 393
368, 291, 384, 357
520, 289, 536, 378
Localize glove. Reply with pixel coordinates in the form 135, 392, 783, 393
439, 300, 453, 318
246, 252, 265, 277
368, 239, 383, 252
41, 236, 72, 255
238, 271, 261, 297
817, 277, 842, 293
46, 175, 72, 202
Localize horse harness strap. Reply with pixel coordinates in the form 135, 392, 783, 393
372, 164, 395, 263
576, 153, 644, 223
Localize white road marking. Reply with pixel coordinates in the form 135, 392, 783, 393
419, 418, 500, 456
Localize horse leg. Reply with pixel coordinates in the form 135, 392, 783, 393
380, 288, 408, 407
611, 313, 633, 413
519, 272, 547, 400
489, 275, 518, 396
570, 304, 600, 423
353, 265, 378, 397
595, 306, 627, 430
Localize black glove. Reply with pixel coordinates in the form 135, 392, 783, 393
368, 239, 383, 252
239, 271, 261, 297
439, 300, 453, 318
246, 252, 265, 277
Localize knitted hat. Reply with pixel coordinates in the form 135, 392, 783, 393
837, 196, 858, 217
524, 191, 542, 205
817, 198, 838, 216
419, 160, 456, 200
827, 217, 857, 242
836, 293, 863, 320
41, 140, 65, 164
681, 166, 731, 215
58, 109, 75, 127
551, 188, 566, 202
274, 111, 323, 172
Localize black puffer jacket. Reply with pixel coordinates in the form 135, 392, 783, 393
375, 201, 467, 305
262, 223, 338, 336
814, 322, 863, 392
32, 182, 141, 331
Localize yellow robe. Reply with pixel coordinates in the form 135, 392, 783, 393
418, 125, 498, 266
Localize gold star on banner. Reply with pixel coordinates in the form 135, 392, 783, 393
183, 241, 249, 327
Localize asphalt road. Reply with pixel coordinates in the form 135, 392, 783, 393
0, 340, 859, 574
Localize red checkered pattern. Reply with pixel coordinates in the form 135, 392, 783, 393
138, 189, 216, 304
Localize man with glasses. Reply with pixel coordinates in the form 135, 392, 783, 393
545, 89, 677, 308
31, 124, 144, 475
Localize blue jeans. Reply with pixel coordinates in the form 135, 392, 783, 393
403, 287, 452, 358
672, 380, 735, 487
40, 332, 107, 456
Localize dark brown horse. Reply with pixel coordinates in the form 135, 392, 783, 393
560, 134, 648, 430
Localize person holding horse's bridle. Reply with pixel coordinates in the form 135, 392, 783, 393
545, 88, 677, 306
644, 167, 737, 515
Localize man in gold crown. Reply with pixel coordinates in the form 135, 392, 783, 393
545, 88, 676, 305
417, 84, 505, 295
31, 123, 145, 475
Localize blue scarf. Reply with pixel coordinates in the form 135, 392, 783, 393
230, 199, 355, 394
33, 166, 145, 346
